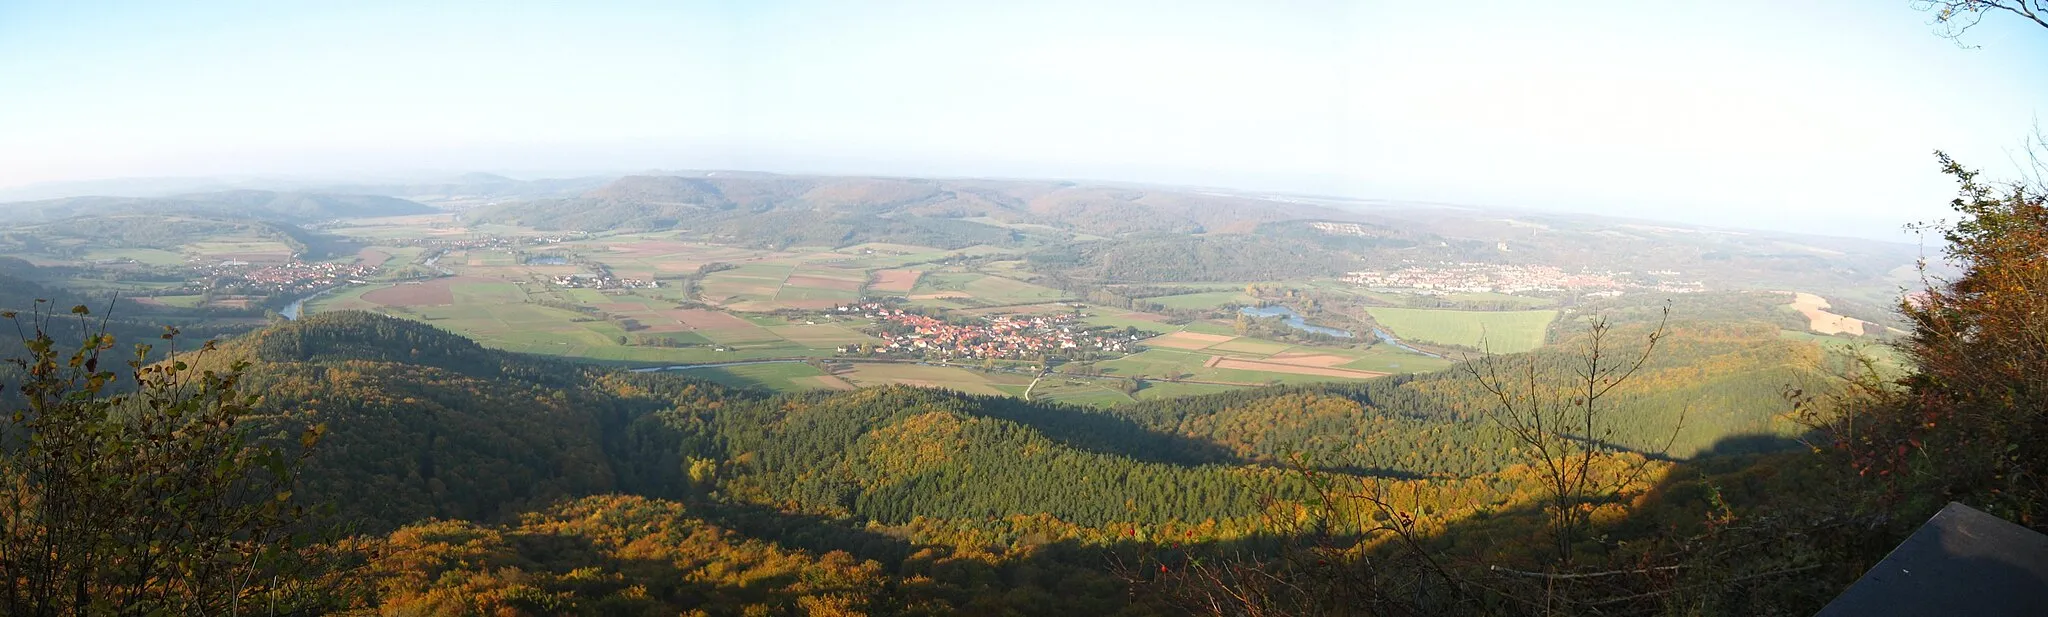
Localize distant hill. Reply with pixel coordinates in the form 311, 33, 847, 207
1029, 232, 1362, 282
306, 173, 614, 205
0, 190, 434, 225
461, 173, 1360, 247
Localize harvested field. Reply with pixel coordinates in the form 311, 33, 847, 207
813, 375, 856, 390
869, 269, 922, 292
667, 309, 753, 330
1205, 356, 1390, 379
1263, 352, 1354, 367
596, 302, 646, 312
1145, 331, 1236, 350
1790, 292, 1869, 336
357, 248, 392, 268
910, 292, 970, 300
1208, 339, 1292, 355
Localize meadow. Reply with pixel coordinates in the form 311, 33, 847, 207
664, 362, 849, 392
1363, 306, 1558, 353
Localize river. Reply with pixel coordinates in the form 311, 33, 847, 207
280, 285, 350, 320
1370, 327, 1443, 359
1238, 305, 1355, 338
1237, 305, 1445, 358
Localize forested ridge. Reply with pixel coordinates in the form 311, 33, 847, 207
3, 306, 1841, 614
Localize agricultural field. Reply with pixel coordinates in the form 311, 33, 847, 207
283, 216, 1474, 402
662, 362, 849, 392
82, 248, 187, 266
187, 239, 298, 263
1363, 307, 1558, 353
906, 272, 1068, 308
1029, 377, 1139, 407
832, 363, 1035, 397
1093, 326, 1451, 385
134, 294, 207, 308
316, 214, 466, 241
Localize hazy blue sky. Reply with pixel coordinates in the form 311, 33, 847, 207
2, 1, 2043, 239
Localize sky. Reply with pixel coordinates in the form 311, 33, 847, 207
1, 1, 2044, 240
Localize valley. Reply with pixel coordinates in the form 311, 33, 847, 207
0, 174, 1907, 409
8, 4, 2045, 615
0, 171, 1951, 616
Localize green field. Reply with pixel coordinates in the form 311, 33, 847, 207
674, 362, 833, 392
1438, 292, 1558, 309
84, 248, 187, 266
186, 239, 296, 258
1078, 311, 1178, 334
142, 294, 207, 308
1779, 330, 1908, 373
1364, 307, 1558, 353
1029, 377, 1138, 407
837, 363, 1034, 397
1146, 290, 1256, 310
908, 272, 1066, 307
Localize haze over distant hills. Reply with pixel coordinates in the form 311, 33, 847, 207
0, 171, 1930, 303
0, 190, 434, 224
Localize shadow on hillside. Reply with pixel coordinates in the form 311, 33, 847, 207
969, 393, 1252, 466
624, 432, 1892, 615
686, 499, 922, 566
498, 526, 881, 613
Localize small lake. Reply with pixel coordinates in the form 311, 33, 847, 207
526, 255, 569, 265
1239, 305, 1355, 338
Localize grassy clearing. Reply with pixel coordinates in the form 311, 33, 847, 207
676, 362, 831, 392
1779, 330, 1908, 372
837, 363, 1032, 396
1364, 307, 1557, 353
1029, 377, 1137, 407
